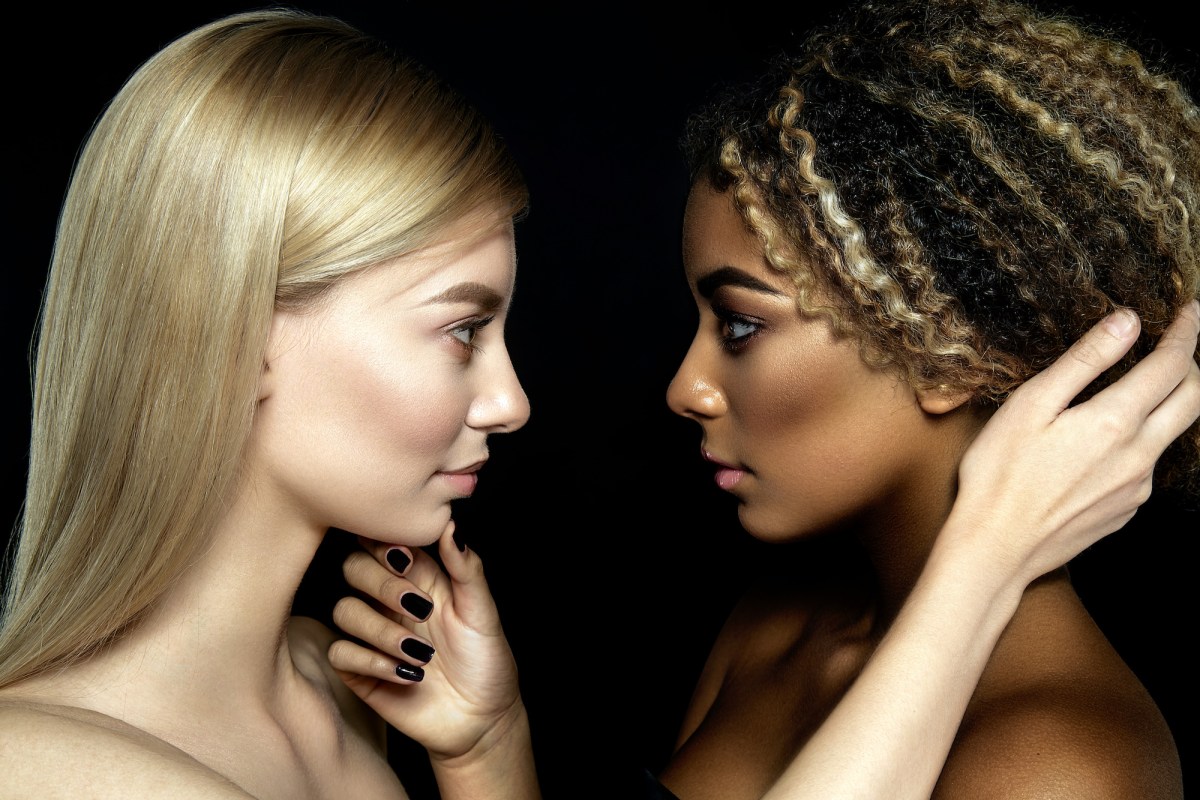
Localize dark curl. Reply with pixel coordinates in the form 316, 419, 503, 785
685, 0, 1199, 497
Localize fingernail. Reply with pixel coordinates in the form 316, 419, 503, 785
400, 592, 433, 620
1103, 308, 1137, 337
386, 548, 411, 573
400, 638, 435, 662
396, 663, 425, 682
453, 532, 466, 552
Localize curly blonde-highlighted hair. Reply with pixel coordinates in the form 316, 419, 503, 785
0, 9, 527, 688
685, 0, 1199, 495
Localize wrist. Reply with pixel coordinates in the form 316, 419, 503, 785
428, 696, 530, 768
429, 698, 540, 800
925, 508, 1031, 620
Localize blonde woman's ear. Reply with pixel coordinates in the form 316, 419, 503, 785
916, 385, 973, 415
258, 311, 293, 402
257, 359, 273, 401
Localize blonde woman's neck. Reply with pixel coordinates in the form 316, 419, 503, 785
3, 468, 327, 731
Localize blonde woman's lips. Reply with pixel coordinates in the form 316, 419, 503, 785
438, 459, 486, 496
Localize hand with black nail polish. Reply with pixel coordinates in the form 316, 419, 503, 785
327, 523, 531, 771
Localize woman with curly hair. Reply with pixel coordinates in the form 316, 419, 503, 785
656, 0, 1196, 796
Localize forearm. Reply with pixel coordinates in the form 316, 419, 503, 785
429, 701, 541, 800
762, 511, 1025, 800
760, 304, 1200, 800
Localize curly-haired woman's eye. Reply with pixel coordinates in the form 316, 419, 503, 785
714, 306, 763, 353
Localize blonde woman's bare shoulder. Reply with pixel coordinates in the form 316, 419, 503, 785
0, 697, 256, 799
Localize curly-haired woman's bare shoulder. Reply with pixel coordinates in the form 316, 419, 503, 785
932, 687, 1183, 800
931, 576, 1183, 800
0, 698, 256, 798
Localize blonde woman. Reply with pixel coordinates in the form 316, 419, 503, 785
1, 10, 537, 798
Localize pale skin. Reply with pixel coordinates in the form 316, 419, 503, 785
335, 182, 1199, 799
0, 211, 540, 800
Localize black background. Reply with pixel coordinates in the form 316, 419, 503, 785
6, 3, 1196, 797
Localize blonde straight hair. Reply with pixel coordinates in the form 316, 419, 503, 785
0, 9, 527, 687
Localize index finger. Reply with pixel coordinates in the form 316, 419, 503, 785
1013, 308, 1141, 416
1085, 300, 1200, 420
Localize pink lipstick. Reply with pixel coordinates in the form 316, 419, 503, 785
438, 459, 486, 497
702, 449, 747, 491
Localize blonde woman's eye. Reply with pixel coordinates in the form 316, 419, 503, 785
449, 316, 494, 353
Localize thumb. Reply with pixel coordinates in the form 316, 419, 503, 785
437, 523, 503, 633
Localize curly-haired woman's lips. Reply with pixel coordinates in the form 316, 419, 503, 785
702, 448, 747, 491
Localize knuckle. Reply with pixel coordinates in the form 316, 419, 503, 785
465, 551, 486, 579
1093, 408, 1134, 441
1135, 477, 1154, 506
368, 654, 393, 676
341, 551, 374, 583
326, 639, 355, 666
376, 575, 403, 605
1183, 366, 1200, 403
1070, 340, 1106, 368
331, 596, 360, 628
374, 616, 397, 648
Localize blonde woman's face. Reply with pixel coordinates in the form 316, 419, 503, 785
249, 214, 529, 545
666, 184, 947, 541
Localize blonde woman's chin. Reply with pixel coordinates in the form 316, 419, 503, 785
332, 508, 455, 549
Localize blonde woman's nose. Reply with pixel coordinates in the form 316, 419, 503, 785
467, 347, 530, 433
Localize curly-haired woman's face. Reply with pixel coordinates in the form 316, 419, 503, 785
668, 183, 975, 541
245, 213, 530, 546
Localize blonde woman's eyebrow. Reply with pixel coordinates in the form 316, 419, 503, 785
422, 282, 505, 311
696, 266, 787, 299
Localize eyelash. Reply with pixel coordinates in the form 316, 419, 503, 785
448, 315, 495, 355
713, 305, 763, 353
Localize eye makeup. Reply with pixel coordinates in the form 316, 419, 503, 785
712, 303, 765, 353
446, 314, 496, 355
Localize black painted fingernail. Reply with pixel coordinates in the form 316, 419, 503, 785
453, 532, 466, 552
400, 592, 433, 620
400, 638, 435, 663
395, 663, 425, 682
386, 548, 411, 573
